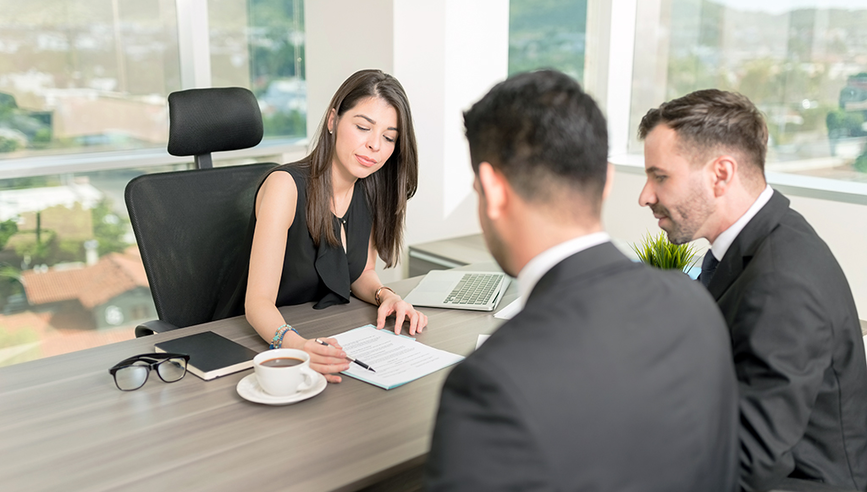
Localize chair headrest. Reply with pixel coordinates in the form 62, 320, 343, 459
167, 87, 264, 157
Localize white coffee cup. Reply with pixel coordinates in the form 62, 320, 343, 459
253, 348, 318, 397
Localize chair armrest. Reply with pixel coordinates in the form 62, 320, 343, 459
767, 478, 860, 492
134, 319, 180, 338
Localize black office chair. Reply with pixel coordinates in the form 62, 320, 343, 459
126, 87, 277, 337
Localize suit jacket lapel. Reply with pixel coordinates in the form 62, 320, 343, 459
527, 242, 632, 305
707, 190, 789, 300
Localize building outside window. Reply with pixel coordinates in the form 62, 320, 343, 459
629, 0, 867, 183
0, 0, 305, 367
0, 0, 181, 158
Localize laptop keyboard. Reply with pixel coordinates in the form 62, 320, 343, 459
444, 273, 502, 305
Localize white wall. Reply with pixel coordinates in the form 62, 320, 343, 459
788, 194, 867, 316
304, 0, 395, 140
305, 0, 509, 280
397, 0, 509, 249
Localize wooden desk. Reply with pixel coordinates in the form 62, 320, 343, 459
0, 271, 515, 491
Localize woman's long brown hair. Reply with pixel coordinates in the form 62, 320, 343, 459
303, 69, 418, 268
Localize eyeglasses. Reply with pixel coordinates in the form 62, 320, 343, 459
109, 353, 190, 391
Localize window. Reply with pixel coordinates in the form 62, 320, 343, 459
0, 0, 305, 367
210, 0, 306, 140
0, 0, 180, 158
0, 0, 306, 160
0, 165, 180, 366
629, 0, 867, 184
509, 0, 588, 83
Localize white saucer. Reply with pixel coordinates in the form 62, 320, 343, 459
236, 372, 327, 405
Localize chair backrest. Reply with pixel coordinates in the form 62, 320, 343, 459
126, 86, 276, 330
125, 162, 275, 329
167, 87, 264, 169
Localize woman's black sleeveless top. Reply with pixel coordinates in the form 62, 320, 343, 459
214, 163, 371, 319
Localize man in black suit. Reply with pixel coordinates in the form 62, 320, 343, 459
638, 89, 867, 492
425, 70, 739, 491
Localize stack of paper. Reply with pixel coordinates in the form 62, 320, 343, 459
331, 325, 464, 390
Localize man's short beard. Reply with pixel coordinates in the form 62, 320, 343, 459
652, 187, 713, 245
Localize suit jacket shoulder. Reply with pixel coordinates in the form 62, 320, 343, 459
427, 242, 739, 492
709, 190, 867, 491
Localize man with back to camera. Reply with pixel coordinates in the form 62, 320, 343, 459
425, 69, 739, 491
638, 89, 867, 491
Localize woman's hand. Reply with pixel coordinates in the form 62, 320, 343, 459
301, 337, 350, 383
376, 291, 428, 336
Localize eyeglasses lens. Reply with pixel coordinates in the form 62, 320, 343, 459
114, 363, 149, 391
157, 358, 187, 382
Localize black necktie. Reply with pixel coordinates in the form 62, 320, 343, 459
699, 252, 719, 288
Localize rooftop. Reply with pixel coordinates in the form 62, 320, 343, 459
21, 246, 148, 308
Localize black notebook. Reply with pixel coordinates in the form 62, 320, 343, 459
154, 331, 258, 381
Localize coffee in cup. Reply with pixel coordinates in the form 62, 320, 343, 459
253, 348, 317, 396
260, 357, 304, 367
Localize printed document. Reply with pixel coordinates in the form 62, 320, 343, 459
331, 324, 464, 389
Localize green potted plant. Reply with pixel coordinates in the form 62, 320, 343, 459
630, 230, 699, 273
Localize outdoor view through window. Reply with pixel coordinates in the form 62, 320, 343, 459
0, 0, 305, 367
508, 0, 586, 81
630, 0, 867, 183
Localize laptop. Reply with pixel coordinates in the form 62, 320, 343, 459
403, 270, 511, 312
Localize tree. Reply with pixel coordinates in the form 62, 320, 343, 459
0, 219, 22, 312
0, 219, 17, 250
91, 198, 130, 256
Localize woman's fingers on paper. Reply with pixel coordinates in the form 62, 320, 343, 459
393, 307, 408, 335
321, 337, 343, 352
305, 342, 348, 377
411, 310, 427, 335
375, 305, 387, 330
306, 338, 345, 359
311, 352, 349, 369
310, 360, 350, 375
406, 310, 418, 335
376, 303, 427, 335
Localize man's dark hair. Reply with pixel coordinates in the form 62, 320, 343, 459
638, 89, 768, 174
464, 70, 609, 214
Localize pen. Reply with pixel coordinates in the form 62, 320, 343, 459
314, 338, 376, 372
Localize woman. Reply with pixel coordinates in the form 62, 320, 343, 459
230, 69, 427, 383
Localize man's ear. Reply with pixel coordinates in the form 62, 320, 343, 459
326, 108, 337, 133
709, 155, 736, 197
602, 163, 615, 201
478, 162, 508, 220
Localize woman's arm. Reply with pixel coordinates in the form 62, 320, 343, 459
351, 233, 428, 336
245, 171, 349, 382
